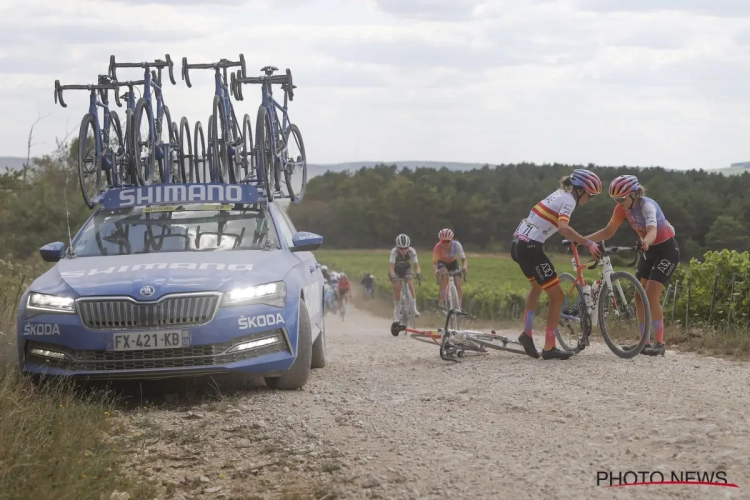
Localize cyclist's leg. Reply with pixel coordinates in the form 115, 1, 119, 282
512, 239, 542, 339
634, 251, 654, 343
644, 238, 680, 350
405, 272, 419, 316
437, 262, 449, 306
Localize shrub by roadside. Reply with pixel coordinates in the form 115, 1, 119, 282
0, 366, 156, 500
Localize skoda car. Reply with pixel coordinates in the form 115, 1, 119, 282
17, 185, 326, 390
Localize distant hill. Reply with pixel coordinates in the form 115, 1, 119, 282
0, 157, 26, 171
308, 161, 487, 179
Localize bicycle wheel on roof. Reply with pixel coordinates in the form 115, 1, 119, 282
77, 113, 103, 209
283, 124, 307, 203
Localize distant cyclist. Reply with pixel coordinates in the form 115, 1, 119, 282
336, 272, 351, 311
360, 272, 375, 299
585, 175, 678, 356
389, 234, 422, 323
321, 265, 330, 282
512, 169, 603, 360
432, 229, 467, 309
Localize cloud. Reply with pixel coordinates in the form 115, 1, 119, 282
574, 0, 750, 17
369, 0, 484, 20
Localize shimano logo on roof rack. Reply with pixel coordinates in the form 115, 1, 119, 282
100, 183, 262, 209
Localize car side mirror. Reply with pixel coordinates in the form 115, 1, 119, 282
39, 242, 66, 262
290, 231, 323, 252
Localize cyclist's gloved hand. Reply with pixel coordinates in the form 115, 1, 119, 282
416, 272, 422, 280
389, 274, 396, 283
638, 239, 650, 252
585, 239, 602, 259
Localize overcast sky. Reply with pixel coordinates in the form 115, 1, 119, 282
2, 0, 750, 170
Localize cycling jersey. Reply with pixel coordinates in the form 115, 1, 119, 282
514, 190, 576, 243
432, 240, 465, 266
337, 277, 351, 291
610, 197, 675, 245
390, 247, 418, 265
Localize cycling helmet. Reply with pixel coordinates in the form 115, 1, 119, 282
438, 228, 454, 241
609, 175, 641, 198
395, 234, 411, 248
569, 169, 602, 195
321, 265, 328, 271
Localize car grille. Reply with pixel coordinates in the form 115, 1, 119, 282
77, 293, 221, 330
26, 330, 288, 372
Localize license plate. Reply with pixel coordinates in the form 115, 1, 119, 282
110, 330, 190, 351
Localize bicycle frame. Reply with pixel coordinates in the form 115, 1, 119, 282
214, 69, 241, 155
261, 82, 291, 168
563, 244, 634, 328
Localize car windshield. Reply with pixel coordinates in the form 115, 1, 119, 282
72, 203, 280, 257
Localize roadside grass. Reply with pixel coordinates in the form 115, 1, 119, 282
0, 366, 157, 500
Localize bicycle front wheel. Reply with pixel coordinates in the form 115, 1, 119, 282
404, 286, 416, 329
211, 96, 229, 183
133, 99, 156, 185
178, 117, 193, 183
193, 120, 207, 182
255, 105, 274, 200
77, 113, 102, 209
283, 124, 307, 203
557, 272, 590, 353
448, 283, 461, 330
599, 271, 651, 358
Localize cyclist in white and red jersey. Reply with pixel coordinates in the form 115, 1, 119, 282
585, 175, 679, 356
432, 229, 468, 309
512, 169, 603, 360
389, 234, 422, 323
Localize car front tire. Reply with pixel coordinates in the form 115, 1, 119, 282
265, 300, 312, 390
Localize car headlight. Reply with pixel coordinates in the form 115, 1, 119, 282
223, 281, 286, 308
27, 293, 76, 313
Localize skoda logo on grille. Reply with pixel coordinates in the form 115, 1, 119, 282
140, 286, 156, 297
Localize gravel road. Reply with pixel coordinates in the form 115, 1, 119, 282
118, 306, 750, 500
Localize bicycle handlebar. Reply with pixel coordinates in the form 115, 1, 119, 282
234, 67, 296, 101
54, 79, 122, 109
109, 54, 176, 86
181, 54, 247, 88
561, 239, 641, 268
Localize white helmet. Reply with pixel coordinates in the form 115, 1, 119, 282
395, 234, 410, 248
321, 265, 328, 271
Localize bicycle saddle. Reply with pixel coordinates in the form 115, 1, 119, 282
261, 65, 278, 76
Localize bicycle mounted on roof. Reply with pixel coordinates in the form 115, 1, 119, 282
54, 54, 309, 209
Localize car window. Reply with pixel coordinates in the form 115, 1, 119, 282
73, 204, 281, 257
273, 204, 297, 247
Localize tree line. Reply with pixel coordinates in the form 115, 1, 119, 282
289, 163, 750, 260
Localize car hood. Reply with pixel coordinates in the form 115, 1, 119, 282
33, 251, 299, 300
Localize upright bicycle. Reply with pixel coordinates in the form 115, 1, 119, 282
108, 54, 183, 185
437, 267, 466, 331
234, 66, 307, 202
181, 55, 248, 185
557, 240, 650, 358
54, 76, 132, 208
390, 275, 422, 336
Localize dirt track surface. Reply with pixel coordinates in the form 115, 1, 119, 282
119, 306, 750, 499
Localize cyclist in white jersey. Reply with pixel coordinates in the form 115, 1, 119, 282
512, 169, 603, 360
389, 234, 422, 323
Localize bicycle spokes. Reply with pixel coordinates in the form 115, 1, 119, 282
600, 275, 645, 348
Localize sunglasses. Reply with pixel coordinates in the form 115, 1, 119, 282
440, 239, 452, 244
397, 246, 409, 250
614, 196, 628, 204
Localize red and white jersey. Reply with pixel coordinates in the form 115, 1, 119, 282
514, 189, 576, 243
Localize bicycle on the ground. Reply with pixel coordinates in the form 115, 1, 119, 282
557, 240, 650, 358
437, 267, 466, 331
54, 75, 132, 208
438, 309, 530, 361
234, 66, 307, 203
108, 54, 182, 185
181, 55, 248, 185
390, 275, 422, 336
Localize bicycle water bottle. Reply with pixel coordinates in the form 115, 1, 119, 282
582, 284, 594, 309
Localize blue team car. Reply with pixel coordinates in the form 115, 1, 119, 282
17, 183, 326, 390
